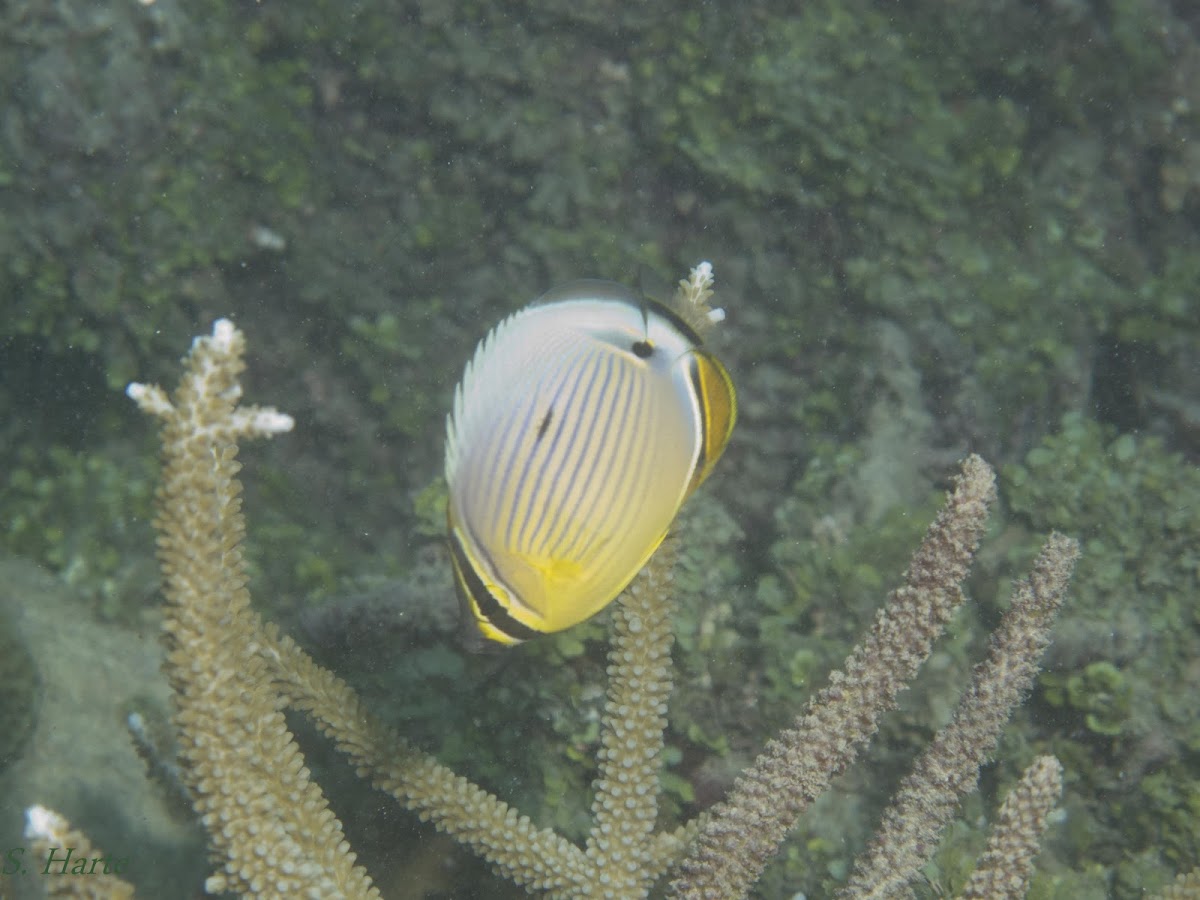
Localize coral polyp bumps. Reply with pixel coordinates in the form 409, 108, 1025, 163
32, 273, 1091, 899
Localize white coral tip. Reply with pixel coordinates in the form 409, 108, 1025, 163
255, 409, 295, 434
211, 318, 236, 351
25, 805, 67, 842
126, 381, 173, 417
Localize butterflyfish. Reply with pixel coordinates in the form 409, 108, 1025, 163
445, 275, 736, 645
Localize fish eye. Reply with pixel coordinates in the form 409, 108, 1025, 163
632, 339, 654, 358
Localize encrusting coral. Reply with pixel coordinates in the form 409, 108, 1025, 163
28, 266, 1125, 900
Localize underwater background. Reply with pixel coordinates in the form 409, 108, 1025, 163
1, 0, 1198, 897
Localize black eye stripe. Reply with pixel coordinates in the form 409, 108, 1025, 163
632, 339, 654, 358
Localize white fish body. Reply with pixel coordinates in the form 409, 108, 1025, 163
446, 280, 735, 644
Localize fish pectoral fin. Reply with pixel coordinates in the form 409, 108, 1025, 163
505, 552, 587, 619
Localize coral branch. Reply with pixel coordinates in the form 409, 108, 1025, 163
25, 805, 136, 900
130, 320, 379, 899
840, 533, 1079, 897
959, 756, 1064, 900
583, 541, 679, 895
669, 455, 997, 900
261, 622, 593, 895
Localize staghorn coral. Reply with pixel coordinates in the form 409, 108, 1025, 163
23, 806, 136, 900
126, 321, 379, 899
959, 756, 1063, 900
5, 1, 1200, 892
82, 269, 1093, 899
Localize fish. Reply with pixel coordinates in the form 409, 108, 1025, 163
445, 278, 735, 645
